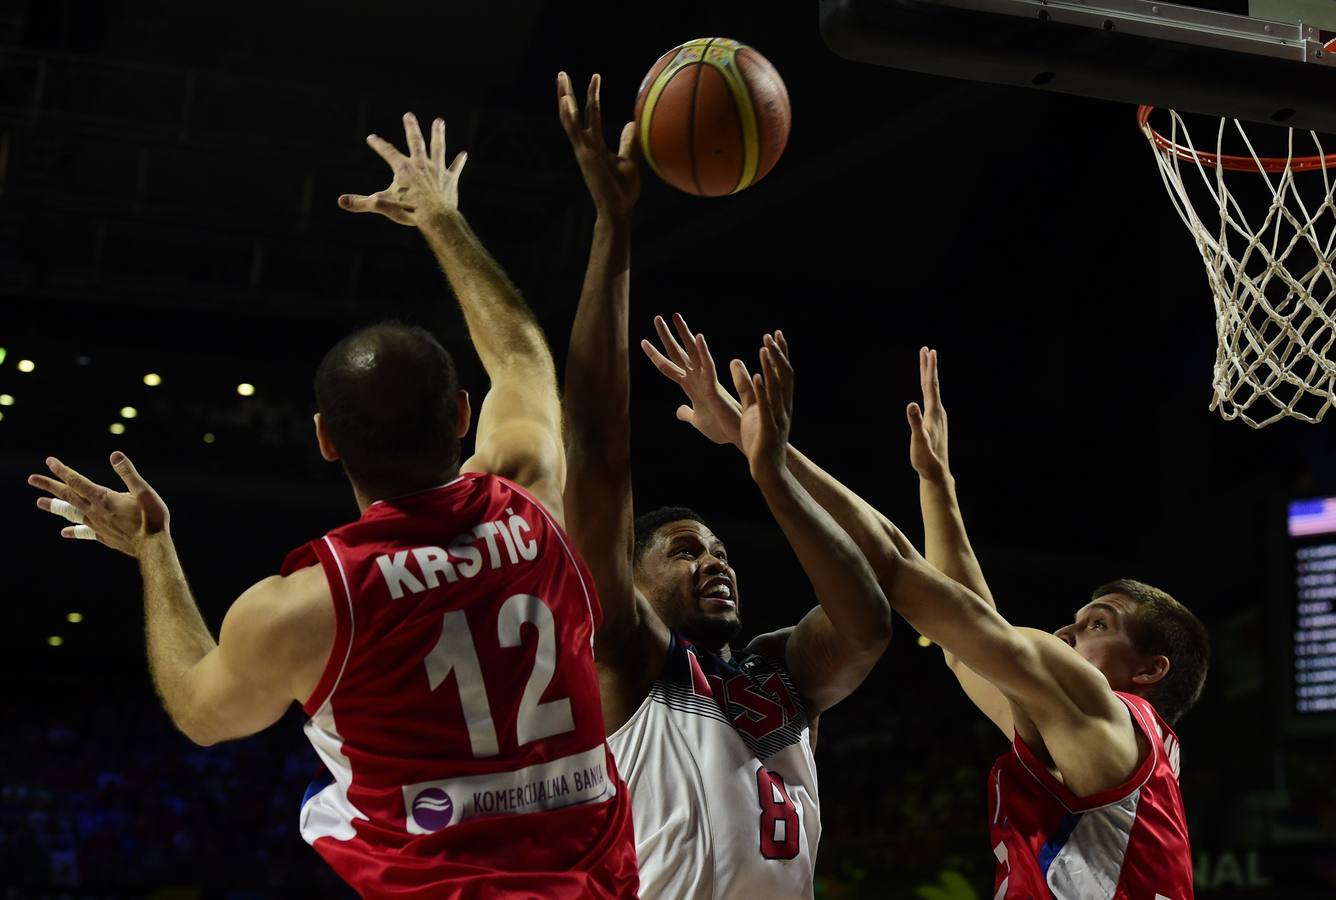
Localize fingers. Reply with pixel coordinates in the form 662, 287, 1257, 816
694, 333, 718, 380
773, 329, 790, 360
750, 373, 769, 421
556, 71, 580, 137
39, 497, 85, 525
617, 121, 637, 160
45, 457, 104, 504
28, 473, 89, 509
670, 313, 697, 362
759, 348, 782, 420
62, 525, 98, 541
448, 150, 468, 177
762, 334, 794, 409
586, 73, 603, 138
430, 117, 446, 171
653, 315, 692, 369
402, 112, 428, 159
730, 359, 756, 408
338, 192, 415, 219
110, 451, 150, 495
906, 401, 924, 433
920, 346, 942, 411
366, 133, 406, 169
641, 339, 687, 381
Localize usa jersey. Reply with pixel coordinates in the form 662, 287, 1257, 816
608, 632, 819, 900
282, 474, 638, 899
988, 692, 1192, 900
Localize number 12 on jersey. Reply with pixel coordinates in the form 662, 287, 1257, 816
423, 593, 576, 758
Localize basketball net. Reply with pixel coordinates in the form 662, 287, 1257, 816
1140, 105, 1336, 428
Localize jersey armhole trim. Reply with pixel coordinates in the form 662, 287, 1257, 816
300, 536, 356, 717
504, 474, 602, 646
1011, 694, 1159, 814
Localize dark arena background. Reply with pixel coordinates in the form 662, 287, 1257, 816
2, 1, 1335, 897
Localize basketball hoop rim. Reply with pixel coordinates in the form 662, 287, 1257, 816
1137, 105, 1336, 174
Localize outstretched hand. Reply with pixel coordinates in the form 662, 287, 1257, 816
28, 453, 170, 558
557, 72, 639, 219
906, 346, 950, 483
732, 332, 795, 481
339, 112, 467, 226
641, 313, 744, 447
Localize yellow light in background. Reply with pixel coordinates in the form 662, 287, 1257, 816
916, 635, 932, 648
17, 359, 34, 373
0, 394, 12, 406
143, 373, 162, 387
48, 636, 64, 647
67, 612, 83, 624
120, 406, 138, 419
0, 412, 5, 423
236, 383, 255, 397
203, 433, 216, 444
0, 347, 6, 365
109, 422, 126, 435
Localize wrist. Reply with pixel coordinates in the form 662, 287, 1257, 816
920, 471, 958, 501
593, 210, 632, 232
750, 459, 793, 493
135, 528, 177, 561
420, 208, 465, 235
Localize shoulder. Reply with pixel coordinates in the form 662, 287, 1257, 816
745, 627, 796, 666
1011, 627, 1125, 718
462, 423, 565, 522
221, 565, 333, 663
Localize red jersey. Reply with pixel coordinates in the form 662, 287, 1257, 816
987, 692, 1192, 900
282, 473, 638, 899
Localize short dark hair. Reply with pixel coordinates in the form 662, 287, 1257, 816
633, 507, 708, 564
1093, 579, 1210, 726
314, 322, 461, 492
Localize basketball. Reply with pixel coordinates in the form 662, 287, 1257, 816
634, 38, 791, 196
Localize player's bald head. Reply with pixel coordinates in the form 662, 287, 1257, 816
315, 321, 462, 492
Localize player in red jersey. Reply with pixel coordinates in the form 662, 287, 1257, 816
645, 329, 1209, 900
28, 112, 638, 899
901, 348, 1207, 900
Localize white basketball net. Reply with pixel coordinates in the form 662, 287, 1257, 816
1143, 110, 1336, 428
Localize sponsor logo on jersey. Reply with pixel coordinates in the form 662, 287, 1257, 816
410, 788, 454, 831
401, 744, 614, 834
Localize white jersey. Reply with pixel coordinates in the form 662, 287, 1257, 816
609, 631, 820, 900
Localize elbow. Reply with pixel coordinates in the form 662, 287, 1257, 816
852, 591, 894, 653
170, 710, 223, 748
869, 604, 895, 648
176, 721, 221, 748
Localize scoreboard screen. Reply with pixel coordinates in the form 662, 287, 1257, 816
1286, 498, 1336, 718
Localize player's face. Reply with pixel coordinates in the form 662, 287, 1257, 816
1053, 594, 1148, 689
637, 520, 741, 651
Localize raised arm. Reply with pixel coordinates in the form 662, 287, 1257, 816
868, 549, 1139, 797
555, 73, 669, 726
906, 347, 1013, 737
340, 113, 564, 517
28, 455, 329, 746
642, 318, 913, 565
644, 318, 1014, 733
645, 325, 1139, 790
732, 343, 893, 715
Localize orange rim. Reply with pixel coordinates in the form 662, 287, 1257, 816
1137, 104, 1336, 173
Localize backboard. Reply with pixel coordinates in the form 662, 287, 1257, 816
821, 0, 1336, 131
